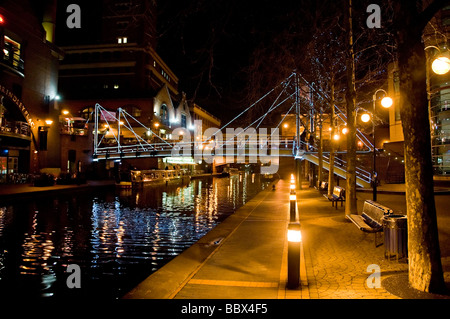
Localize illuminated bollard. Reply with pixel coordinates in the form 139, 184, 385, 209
290, 173, 297, 221
289, 192, 297, 222
287, 222, 302, 289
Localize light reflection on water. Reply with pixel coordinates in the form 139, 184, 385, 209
0, 173, 270, 299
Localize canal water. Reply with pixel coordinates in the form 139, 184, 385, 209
0, 173, 271, 299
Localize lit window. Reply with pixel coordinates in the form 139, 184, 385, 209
117, 37, 127, 44
3, 36, 22, 72
114, 84, 119, 89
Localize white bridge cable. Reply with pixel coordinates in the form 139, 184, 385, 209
120, 110, 151, 152
120, 108, 173, 148
217, 72, 296, 132
120, 109, 173, 149
296, 73, 374, 150
215, 91, 297, 149
254, 78, 293, 130
96, 105, 120, 148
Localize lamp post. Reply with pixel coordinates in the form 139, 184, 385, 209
368, 89, 392, 201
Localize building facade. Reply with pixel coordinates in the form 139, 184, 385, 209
54, 0, 221, 178
0, 0, 63, 183
387, 5, 450, 179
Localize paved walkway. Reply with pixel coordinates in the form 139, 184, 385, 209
3, 177, 447, 299
125, 179, 306, 299
125, 178, 450, 299
299, 187, 407, 299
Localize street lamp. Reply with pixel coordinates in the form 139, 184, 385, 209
432, 56, 450, 75
370, 89, 392, 201
425, 45, 450, 75
361, 113, 371, 123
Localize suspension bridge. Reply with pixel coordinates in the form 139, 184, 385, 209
90, 71, 375, 188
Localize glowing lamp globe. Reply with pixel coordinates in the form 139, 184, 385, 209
432, 56, 450, 75
361, 113, 371, 123
380, 96, 393, 108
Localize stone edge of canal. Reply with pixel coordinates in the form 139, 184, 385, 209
122, 179, 279, 299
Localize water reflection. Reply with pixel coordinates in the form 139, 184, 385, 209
0, 173, 270, 298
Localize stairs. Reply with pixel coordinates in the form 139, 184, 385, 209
302, 153, 372, 188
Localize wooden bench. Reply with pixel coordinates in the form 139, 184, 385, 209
325, 186, 345, 209
345, 200, 394, 246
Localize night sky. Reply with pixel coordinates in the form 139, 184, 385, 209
53, 0, 387, 123
155, 0, 381, 122
156, 0, 318, 121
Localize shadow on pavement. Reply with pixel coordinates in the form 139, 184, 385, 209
382, 274, 450, 299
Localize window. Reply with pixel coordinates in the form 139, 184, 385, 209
3, 36, 23, 73
0, 157, 18, 174
160, 104, 169, 125
117, 37, 127, 44
181, 114, 187, 128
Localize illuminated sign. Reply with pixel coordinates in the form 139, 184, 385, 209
163, 157, 196, 164
0, 84, 35, 128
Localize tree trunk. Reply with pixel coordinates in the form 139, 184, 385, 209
328, 76, 336, 197
344, 0, 357, 215
395, 0, 445, 293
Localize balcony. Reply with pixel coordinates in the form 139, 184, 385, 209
0, 120, 31, 140
0, 50, 24, 77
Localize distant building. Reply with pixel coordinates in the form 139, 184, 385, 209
54, 0, 221, 176
56, 0, 177, 101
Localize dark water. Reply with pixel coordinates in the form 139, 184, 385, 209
0, 173, 271, 299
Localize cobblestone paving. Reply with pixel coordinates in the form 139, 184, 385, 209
298, 189, 410, 299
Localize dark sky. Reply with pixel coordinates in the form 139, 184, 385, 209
53, 0, 381, 123
155, 0, 316, 122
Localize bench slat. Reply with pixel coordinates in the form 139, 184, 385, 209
346, 214, 381, 233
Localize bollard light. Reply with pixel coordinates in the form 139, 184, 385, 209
289, 193, 297, 222
288, 224, 302, 243
287, 222, 301, 289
